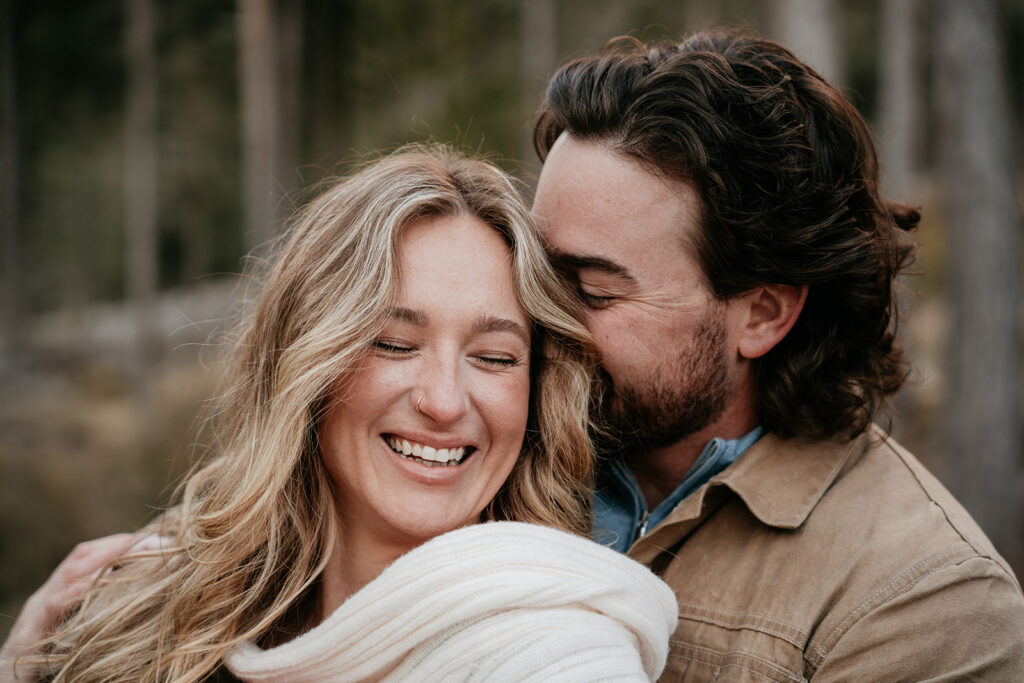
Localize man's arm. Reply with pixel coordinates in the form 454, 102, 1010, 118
809, 556, 1024, 680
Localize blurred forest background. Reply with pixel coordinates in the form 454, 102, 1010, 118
2, 0, 1023, 639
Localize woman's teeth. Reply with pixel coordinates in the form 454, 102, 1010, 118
386, 436, 468, 466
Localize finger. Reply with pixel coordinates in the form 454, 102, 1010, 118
48, 532, 170, 610
48, 533, 139, 586
24, 533, 139, 634
1, 533, 144, 668
129, 533, 171, 553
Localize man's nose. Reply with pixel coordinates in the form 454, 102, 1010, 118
415, 356, 469, 425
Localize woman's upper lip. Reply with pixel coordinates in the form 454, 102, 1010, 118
381, 432, 478, 451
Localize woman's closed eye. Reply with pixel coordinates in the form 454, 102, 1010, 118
372, 339, 415, 354
374, 339, 523, 369
472, 354, 522, 369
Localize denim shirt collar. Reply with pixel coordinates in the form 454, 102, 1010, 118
593, 427, 765, 552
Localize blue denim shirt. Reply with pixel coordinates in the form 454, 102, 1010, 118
593, 427, 764, 552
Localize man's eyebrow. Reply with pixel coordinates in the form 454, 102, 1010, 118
547, 250, 638, 284
385, 306, 425, 325
474, 315, 531, 345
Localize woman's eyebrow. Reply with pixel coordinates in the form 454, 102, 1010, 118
474, 315, 530, 345
386, 307, 529, 345
385, 306, 425, 325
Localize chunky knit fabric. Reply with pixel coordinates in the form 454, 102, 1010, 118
225, 521, 676, 682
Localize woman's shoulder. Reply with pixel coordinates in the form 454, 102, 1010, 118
411, 520, 672, 589
225, 522, 678, 682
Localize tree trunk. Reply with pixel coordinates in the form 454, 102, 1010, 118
877, 0, 918, 200
768, 0, 844, 85
124, 0, 160, 378
877, 0, 920, 444
238, 0, 276, 254
518, 0, 558, 170
238, 0, 302, 255
0, 0, 21, 376
276, 0, 302, 216
933, 0, 1022, 569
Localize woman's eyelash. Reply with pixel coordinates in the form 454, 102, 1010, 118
373, 340, 413, 353
475, 355, 520, 368
373, 341, 520, 367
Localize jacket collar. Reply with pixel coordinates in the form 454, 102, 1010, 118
628, 429, 871, 565
716, 430, 866, 529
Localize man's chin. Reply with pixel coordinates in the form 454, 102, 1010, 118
594, 390, 725, 459
591, 412, 649, 459
593, 399, 677, 458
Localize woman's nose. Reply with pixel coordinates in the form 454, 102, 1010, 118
415, 357, 469, 425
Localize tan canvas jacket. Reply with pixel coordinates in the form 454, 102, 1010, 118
628, 425, 1024, 681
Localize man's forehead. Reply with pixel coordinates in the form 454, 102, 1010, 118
533, 191, 698, 268
535, 143, 700, 233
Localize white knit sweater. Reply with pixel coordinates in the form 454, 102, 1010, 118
224, 521, 677, 682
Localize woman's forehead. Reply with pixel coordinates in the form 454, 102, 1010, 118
394, 214, 529, 329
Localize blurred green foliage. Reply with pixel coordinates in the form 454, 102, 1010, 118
8, 0, 1024, 312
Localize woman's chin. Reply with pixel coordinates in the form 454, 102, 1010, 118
378, 506, 482, 549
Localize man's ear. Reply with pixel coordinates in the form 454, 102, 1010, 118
735, 284, 808, 360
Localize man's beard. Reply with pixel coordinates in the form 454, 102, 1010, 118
594, 311, 731, 458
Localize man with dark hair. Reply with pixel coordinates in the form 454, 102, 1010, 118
532, 29, 1024, 679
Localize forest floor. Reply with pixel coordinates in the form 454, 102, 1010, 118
0, 281, 236, 641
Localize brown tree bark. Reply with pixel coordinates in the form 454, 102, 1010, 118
768, 0, 844, 85
238, 0, 302, 255
1, 0, 20, 376
877, 0, 918, 200
519, 0, 558, 170
124, 0, 160, 378
877, 0, 921, 444
933, 0, 1023, 569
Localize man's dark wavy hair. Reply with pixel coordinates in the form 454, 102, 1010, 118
533, 29, 919, 440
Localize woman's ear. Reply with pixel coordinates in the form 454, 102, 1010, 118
735, 284, 808, 360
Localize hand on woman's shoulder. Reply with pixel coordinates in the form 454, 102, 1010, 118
1, 533, 165, 682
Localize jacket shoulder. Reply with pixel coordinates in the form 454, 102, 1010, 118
833, 429, 1017, 586
803, 432, 1024, 676
652, 429, 1024, 681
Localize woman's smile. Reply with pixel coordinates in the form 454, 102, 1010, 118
383, 435, 473, 466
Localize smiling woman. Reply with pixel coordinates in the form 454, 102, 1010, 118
318, 213, 535, 605
2, 145, 676, 682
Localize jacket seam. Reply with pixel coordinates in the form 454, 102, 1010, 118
675, 602, 808, 647
805, 544, 977, 668
668, 641, 804, 682
876, 430, 1022, 590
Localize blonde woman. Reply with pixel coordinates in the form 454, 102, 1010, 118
2, 145, 675, 682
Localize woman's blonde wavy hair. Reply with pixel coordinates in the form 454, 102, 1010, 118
27, 144, 598, 682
